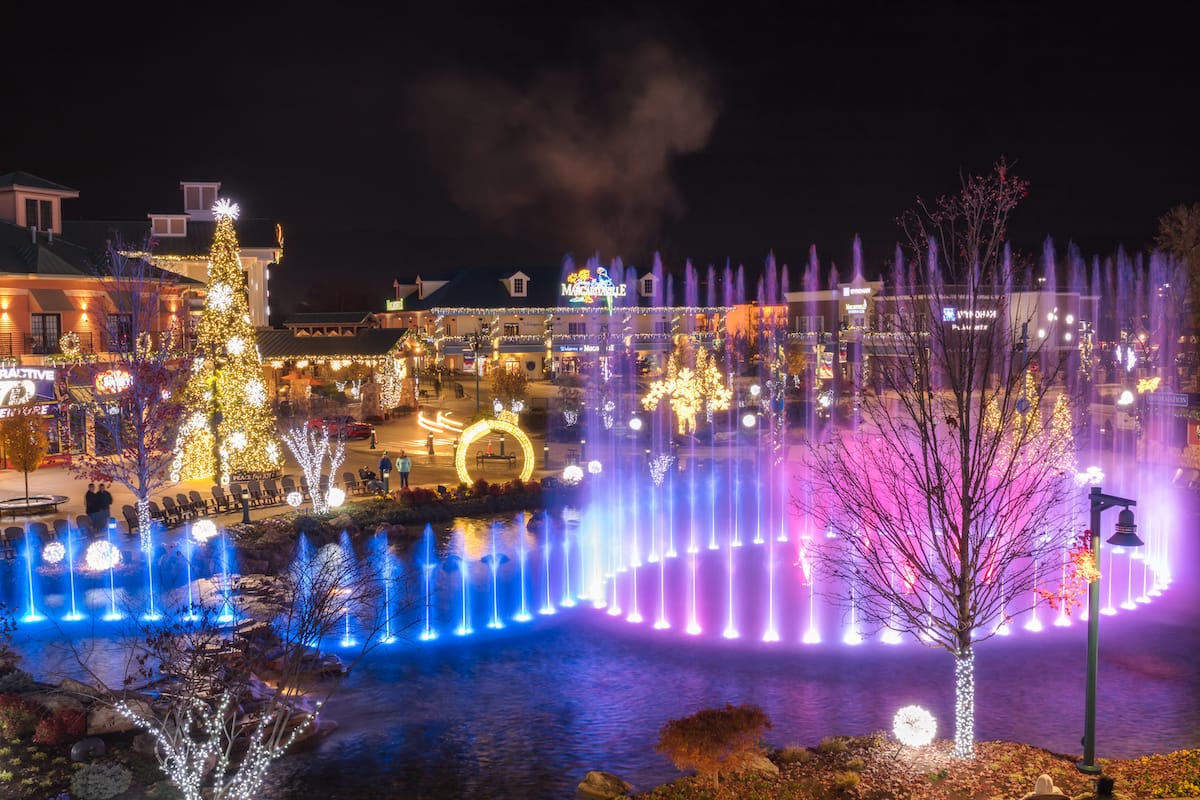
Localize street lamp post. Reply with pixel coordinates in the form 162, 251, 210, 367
241, 489, 251, 525
1080, 485, 1143, 774
466, 332, 484, 415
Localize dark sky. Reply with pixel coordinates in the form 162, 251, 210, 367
5, 3, 1197, 318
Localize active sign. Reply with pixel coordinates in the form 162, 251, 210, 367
1146, 392, 1189, 407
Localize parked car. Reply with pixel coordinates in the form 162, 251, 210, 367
306, 414, 374, 439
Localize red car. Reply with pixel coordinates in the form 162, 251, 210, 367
306, 415, 374, 439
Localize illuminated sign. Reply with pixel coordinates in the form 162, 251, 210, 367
846, 301, 867, 315
94, 369, 134, 395
386, 299, 404, 311
561, 267, 626, 305
0, 403, 55, 418
842, 286, 871, 296
0, 367, 57, 408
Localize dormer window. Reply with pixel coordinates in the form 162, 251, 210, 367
640, 275, 655, 297
184, 185, 218, 212
505, 271, 529, 298
25, 199, 53, 231
149, 214, 188, 237
513, 277, 525, 295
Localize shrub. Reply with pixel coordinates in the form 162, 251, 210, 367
71, 761, 132, 800
34, 708, 87, 745
0, 667, 36, 694
816, 736, 848, 754
833, 770, 862, 790
775, 745, 812, 764
655, 703, 771, 788
0, 693, 43, 738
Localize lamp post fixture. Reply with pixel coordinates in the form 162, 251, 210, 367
241, 489, 251, 525
382, 468, 391, 494
1079, 485, 1142, 774
466, 332, 485, 415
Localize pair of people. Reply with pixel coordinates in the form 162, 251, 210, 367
84, 482, 113, 534
377, 451, 413, 489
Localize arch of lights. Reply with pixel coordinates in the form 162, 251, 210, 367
454, 416, 535, 484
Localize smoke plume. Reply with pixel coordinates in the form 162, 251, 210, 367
406, 41, 719, 259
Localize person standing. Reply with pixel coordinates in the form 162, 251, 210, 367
94, 483, 114, 534
378, 451, 393, 491
84, 483, 98, 532
398, 451, 412, 488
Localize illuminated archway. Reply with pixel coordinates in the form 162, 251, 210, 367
455, 417, 535, 484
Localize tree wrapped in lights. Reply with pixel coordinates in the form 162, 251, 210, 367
281, 425, 346, 514
642, 336, 732, 434
173, 201, 281, 484
802, 162, 1076, 759
71, 238, 191, 547
67, 540, 406, 800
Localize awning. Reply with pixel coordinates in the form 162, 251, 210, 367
29, 288, 77, 313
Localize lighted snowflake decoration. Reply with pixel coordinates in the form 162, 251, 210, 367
267, 442, 280, 462
650, 454, 676, 486
246, 380, 266, 405
561, 465, 584, 486
42, 541, 66, 564
601, 400, 615, 430
893, 705, 937, 747
192, 519, 218, 543
228, 431, 248, 451
212, 198, 241, 220
327, 487, 346, 508
286, 491, 303, 508
86, 540, 122, 571
510, 399, 525, 414
226, 336, 245, 356
587, 459, 603, 475
208, 283, 233, 311
563, 410, 579, 427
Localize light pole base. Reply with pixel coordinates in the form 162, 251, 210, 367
1076, 761, 1102, 775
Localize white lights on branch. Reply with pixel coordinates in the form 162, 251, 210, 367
212, 198, 241, 220
650, 454, 676, 486
953, 649, 975, 758
892, 705, 937, 747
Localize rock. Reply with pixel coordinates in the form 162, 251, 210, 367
33, 691, 86, 715
87, 699, 153, 735
728, 752, 779, 778
70, 736, 107, 762
132, 733, 158, 756
576, 770, 633, 799
58, 677, 104, 700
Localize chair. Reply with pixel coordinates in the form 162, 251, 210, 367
342, 471, 363, 496
189, 490, 213, 516
247, 479, 265, 507
161, 496, 184, 527
52, 518, 70, 540
28, 521, 50, 540
299, 476, 312, 499
1, 527, 21, 559
148, 501, 167, 528
122, 505, 140, 537
318, 474, 330, 497
75, 515, 95, 538
211, 486, 232, 513
281, 476, 298, 501
262, 479, 282, 505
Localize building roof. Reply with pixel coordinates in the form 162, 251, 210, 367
256, 328, 408, 360
401, 265, 565, 311
0, 222, 93, 275
0, 171, 79, 194
284, 312, 378, 327
61, 218, 281, 256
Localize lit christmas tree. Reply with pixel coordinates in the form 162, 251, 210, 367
173, 200, 281, 483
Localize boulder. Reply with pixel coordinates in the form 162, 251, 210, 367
70, 736, 107, 762
87, 699, 153, 735
576, 771, 633, 800
132, 733, 158, 756
58, 677, 104, 700
33, 690, 86, 715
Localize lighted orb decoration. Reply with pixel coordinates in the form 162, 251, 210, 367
42, 541, 66, 564
562, 465, 584, 486
454, 418, 535, 484
742, 412, 758, 428
286, 491, 303, 508
628, 417, 643, 431
587, 459, 603, 475
327, 487, 346, 508
85, 540, 122, 572
192, 519, 218, 543
892, 705, 937, 747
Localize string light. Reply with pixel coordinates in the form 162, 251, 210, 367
282, 426, 345, 514
42, 541, 65, 564
85, 540, 121, 571
641, 337, 731, 434
192, 519, 218, 543
562, 465, 584, 485
953, 648, 975, 758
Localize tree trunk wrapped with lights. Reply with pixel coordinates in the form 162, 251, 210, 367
173, 201, 281, 484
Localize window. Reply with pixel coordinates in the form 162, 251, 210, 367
30, 313, 61, 354
568, 322, 587, 335
185, 186, 200, 210
107, 314, 133, 352
40, 200, 52, 230
512, 277, 525, 295
642, 277, 654, 296
479, 323, 491, 336
503, 323, 520, 336
25, 199, 36, 227
24, 199, 53, 230
655, 321, 671, 334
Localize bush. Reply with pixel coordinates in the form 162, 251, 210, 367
71, 761, 132, 800
0, 693, 43, 738
655, 703, 771, 788
833, 770, 862, 790
0, 668, 36, 694
33, 708, 87, 745
816, 736, 848, 754
775, 745, 812, 764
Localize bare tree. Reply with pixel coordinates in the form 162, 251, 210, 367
0, 410, 49, 505
281, 425, 346, 514
66, 536, 405, 800
799, 161, 1077, 758
70, 238, 190, 546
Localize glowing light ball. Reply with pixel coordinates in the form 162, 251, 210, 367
893, 705, 937, 747
192, 519, 218, 543
42, 541, 66, 564
86, 540, 122, 571
628, 417, 643, 431
587, 460, 603, 475
286, 491, 303, 508
562, 465, 584, 486
742, 412, 757, 428
327, 487, 346, 508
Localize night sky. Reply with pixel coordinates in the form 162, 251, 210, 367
5, 3, 1197, 318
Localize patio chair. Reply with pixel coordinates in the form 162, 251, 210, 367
342, 471, 363, 496
281, 476, 298, 500
299, 476, 312, 499
161, 496, 185, 527
177, 493, 200, 518
247, 479, 265, 507
148, 501, 167, 529
262, 479, 282, 505
75, 515, 95, 538
211, 486, 233, 513
1, 527, 20, 559
52, 518, 70, 540
27, 521, 50, 541
189, 490, 214, 516
122, 505, 140, 536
